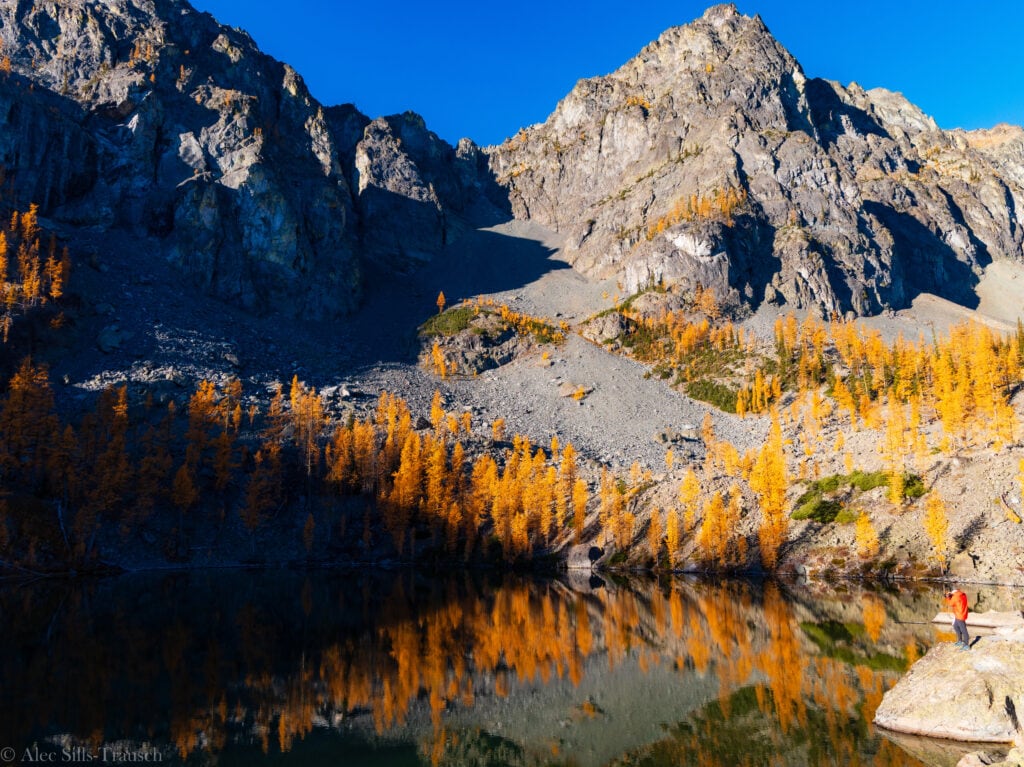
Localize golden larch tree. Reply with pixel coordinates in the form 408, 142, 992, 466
172, 462, 198, 516
0, 357, 60, 486
923, 492, 949, 566
242, 442, 282, 552
665, 507, 680, 560
855, 512, 879, 559
678, 468, 701, 534
430, 390, 445, 434
751, 407, 788, 569
696, 491, 727, 565
881, 395, 908, 504
647, 509, 662, 561
572, 478, 588, 542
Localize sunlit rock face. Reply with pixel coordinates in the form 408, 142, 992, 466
489, 3, 1024, 316
875, 637, 1024, 742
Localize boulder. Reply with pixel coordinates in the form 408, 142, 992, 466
580, 313, 627, 345
97, 325, 133, 353
558, 381, 593, 398
566, 544, 604, 570
654, 426, 698, 445
874, 638, 1024, 743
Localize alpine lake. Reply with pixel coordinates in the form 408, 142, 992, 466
1, 570, 1021, 767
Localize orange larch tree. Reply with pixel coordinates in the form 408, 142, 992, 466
750, 407, 788, 569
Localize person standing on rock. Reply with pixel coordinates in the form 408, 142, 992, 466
944, 588, 970, 650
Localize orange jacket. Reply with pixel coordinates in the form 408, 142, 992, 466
945, 590, 968, 621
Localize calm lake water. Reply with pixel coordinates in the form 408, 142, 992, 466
0, 570, 1020, 767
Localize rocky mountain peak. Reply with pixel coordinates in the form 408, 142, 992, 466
704, 3, 739, 19
488, 6, 1024, 317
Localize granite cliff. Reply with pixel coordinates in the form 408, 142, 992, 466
489, 4, 1024, 316
0, 0, 502, 318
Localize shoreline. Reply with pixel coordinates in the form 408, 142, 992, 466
5, 558, 1024, 590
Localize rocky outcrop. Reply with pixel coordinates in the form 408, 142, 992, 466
419, 309, 542, 375
566, 543, 604, 570
0, 73, 98, 213
874, 638, 1024, 743
0, 0, 500, 317
0, 0, 364, 316
488, 4, 1024, 316
352, 112, 508, 267
957, 744, 1024, 767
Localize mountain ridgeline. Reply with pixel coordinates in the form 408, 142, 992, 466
2, 1, 1023, 318
0, 0, 506, 317
490, 5, 1024, 315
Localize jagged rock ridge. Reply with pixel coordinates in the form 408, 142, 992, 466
1, 1, 1023, 319
488, 4, 1024, 316
0, 0, 504, 317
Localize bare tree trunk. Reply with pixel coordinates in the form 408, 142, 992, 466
55, 500, 71, 553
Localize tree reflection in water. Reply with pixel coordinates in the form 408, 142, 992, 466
0, 571, 991, 766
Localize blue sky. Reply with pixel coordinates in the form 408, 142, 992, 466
190, 1, 1024, 147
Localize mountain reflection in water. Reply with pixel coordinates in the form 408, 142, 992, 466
2, 571, 1018, 766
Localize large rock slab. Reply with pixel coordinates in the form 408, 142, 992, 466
566, 544, 604, 570
880, 729, 1006, 767
875, 639, 1024, 743
933, 611, 1024, 629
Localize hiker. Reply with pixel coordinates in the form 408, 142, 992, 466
944, 588, 970, 650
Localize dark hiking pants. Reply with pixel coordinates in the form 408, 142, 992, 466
953, 618, 970, 645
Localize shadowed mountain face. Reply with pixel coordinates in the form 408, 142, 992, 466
0, 0, 1022, 320
0, 0, 504, 318
488, 4, 1024, 316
